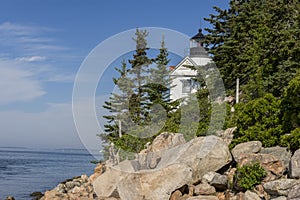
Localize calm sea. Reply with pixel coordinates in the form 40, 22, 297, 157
0, 147, 101, 200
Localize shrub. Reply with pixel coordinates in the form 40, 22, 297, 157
281, 72, 300, 133
229, 93, 282, 149
280, 128, 300, 152
234, 162, 266, 191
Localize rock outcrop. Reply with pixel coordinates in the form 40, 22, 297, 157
287, 183, 300, 200
138, 132, 186, 170
39, 132, 300, 200
289, 149, 300, 178
93, 135, 232, 200
260, 146, 291, 170
263, 179, 300, 196
117, 163, 193, 200
231, 141, 262, 161
41, 174, 95, 200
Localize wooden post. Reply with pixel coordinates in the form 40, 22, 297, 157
118, 120, 122, 138
236, 78, 239, 103
116, 120, 122, 165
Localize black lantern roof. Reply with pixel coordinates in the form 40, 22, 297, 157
191, 29, 205, 40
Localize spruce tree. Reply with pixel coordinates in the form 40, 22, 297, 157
101, 29, 154, 154
204, 0, 300, 100
146, 37, 176, 113
102, 61, 133, 146
128, 29, 153, 125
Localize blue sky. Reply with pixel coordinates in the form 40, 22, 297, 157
0, 0, 229, 150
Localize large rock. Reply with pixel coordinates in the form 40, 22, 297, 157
260, 146, 291, 170
113, 159, 139, 172
255, 184, 269, 200
157, 135, 232, 182
210, 173, 228, 190
272, 197, 287, 200
93, 135, 232, 199
217, 127, 237, 146
244, 190, 261, 200
263, 179, 300, 196
93, 168, 124, 198
117, 163, 193, 200
289, 149, 300, 178
194, 183, 216, 195
231, 141, 262, 161
287, 183, 300, 200
169, 190, 183, 200
89, 163, 106, 183
186, 196, 219, 200
202, 171, 218, 183
149, 132, 186, 153
138, 132, 186, 169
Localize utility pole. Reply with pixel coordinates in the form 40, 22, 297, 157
236, 78, 239, 103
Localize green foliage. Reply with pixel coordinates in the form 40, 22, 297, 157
205, 0, 300, 100
108, 134, 152, 153
144, 37, 177, 114
235, 162, 266, 191
101, 29, 178, 154
229, 93, 283, 149
281, 72, 300, 133
160, 109, 181, 133
280, 128, 300, 152
228, 74, 300, 151
102, 60, 133, 140
128, 29, 153, 125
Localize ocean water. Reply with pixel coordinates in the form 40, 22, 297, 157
0, 147, 101, 200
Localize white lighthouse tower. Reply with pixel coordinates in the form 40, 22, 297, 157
169, 29, 212, 101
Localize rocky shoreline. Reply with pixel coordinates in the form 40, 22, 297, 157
8, 130, 300, 200
27, 162, 105, 200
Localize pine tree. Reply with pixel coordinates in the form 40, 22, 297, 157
204, 0, 300, 100
101, 29, 154, 154
146, 37, 176, 113
128, 29, 153, 125
101, 60, 133, 144
101, 59, 153, 154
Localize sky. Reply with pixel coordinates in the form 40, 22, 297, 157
0, 0, 229, 151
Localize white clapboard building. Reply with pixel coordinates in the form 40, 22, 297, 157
169, 29, 212, 101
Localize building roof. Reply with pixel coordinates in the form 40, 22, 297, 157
169, 56, 198, 74
191, 29, 205, 40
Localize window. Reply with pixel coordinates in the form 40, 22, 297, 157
182, 79, 191, 93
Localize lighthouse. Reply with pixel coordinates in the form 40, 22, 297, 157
169, 28, 212, 101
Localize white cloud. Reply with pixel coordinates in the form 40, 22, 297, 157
0, 58, 46, 105
45, 73, 75, 82
0, 22, 56, 37
0, 22, 104, 151
17, 56, 46, 62
0, 22, 79, 105
0, 22, 70, 59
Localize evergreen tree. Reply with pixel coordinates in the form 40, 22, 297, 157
229, 93, 283, 148
101, 29, 155, 154
281, 72, 300, 133
146, 37, 177, 114
101, 59, 153, 154
128, 29, 153, 125
205, 0, 300, 100
101, 61, 134, 146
